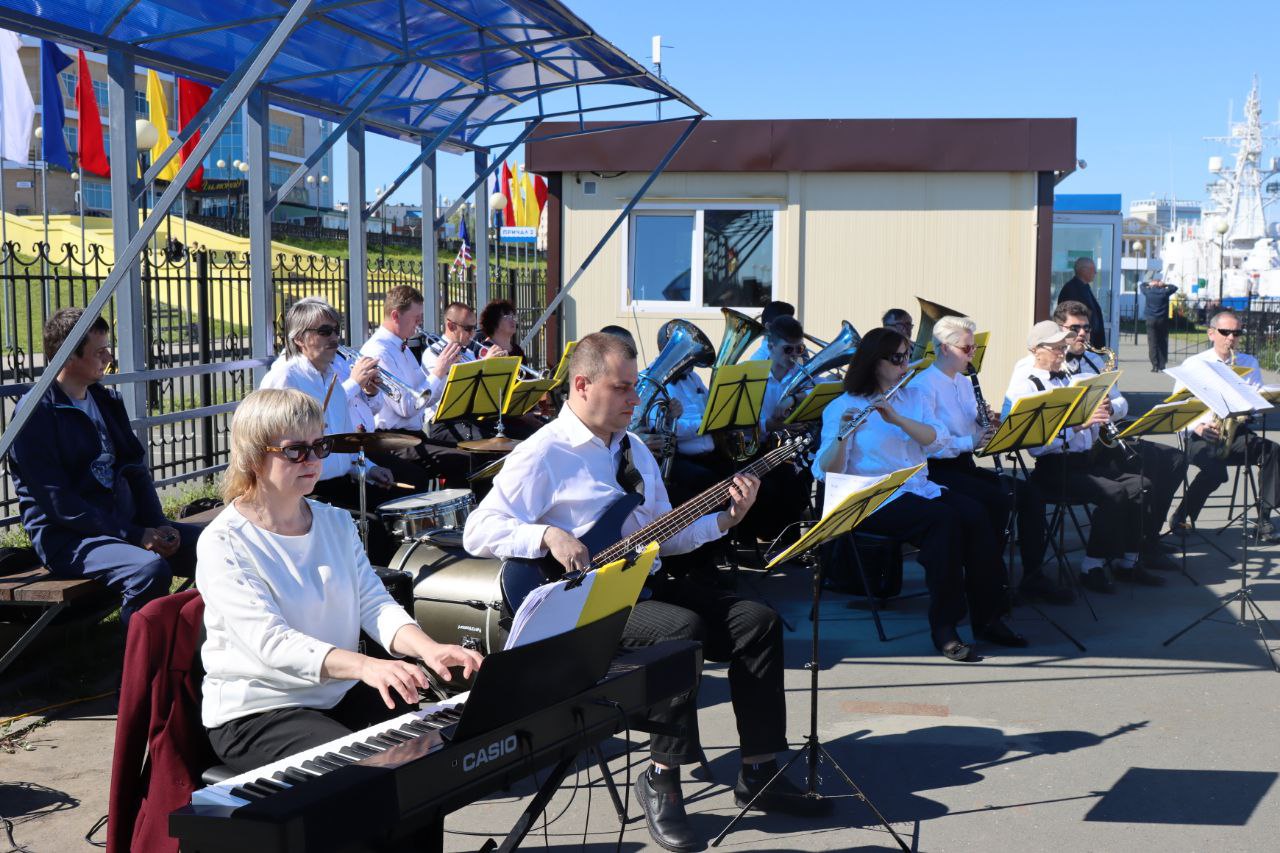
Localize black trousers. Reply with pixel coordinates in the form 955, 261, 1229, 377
665, 451, 731, 507
620, 572, 787, 766
1179, 428, 1280, 522
1032, 452, 1144, 559
376, 428, 471, 487
1091, 439, 1185, 539
208, 682, 416, 773
1147, 317, 1170, 370
851, 491, 1008, 633
741, 462, 812, 543
928, 455, 1047, 577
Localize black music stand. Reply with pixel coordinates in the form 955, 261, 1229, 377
711, 468, 919, 851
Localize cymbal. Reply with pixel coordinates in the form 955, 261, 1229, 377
458, 436, 522, 453
468, 457, 506, 481
326, 431, 421, 454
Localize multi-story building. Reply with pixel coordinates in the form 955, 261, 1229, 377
1129, 197, 1202, 231
3, 37, 333, 222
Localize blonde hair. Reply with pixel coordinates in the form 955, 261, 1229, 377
932, 315, 977, 350
223, 388, 325, 502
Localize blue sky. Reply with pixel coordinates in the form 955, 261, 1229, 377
346, 0, 1280, 214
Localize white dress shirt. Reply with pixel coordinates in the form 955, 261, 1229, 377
759, 365, 802, 431
811, 387, 945, 505
747, 339, 771, 361
653, 372, 714, 455
463, 403, 724, 573
1003, 365, 1094, 456
911, 363, 986, 458
259, 355, 360, 481
198, 500, 416, 728
331, 354, 384, 433
421, 336, 480, 423
361, 326, 441, 430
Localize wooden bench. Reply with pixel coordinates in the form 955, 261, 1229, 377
0, 504, 226, 678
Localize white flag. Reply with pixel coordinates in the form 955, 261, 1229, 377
0, 29, 34, 165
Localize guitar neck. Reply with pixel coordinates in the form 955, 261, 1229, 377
590, 439, 802, 568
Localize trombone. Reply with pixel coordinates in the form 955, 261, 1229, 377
336, 345, 430, 404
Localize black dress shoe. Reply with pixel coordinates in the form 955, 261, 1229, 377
1019, 571, 1076, 605
1080, 567, 1115, 594
1112, 563, 1166, 586
1140, 549, 1181, 572
932, 627, 975, 662
735, 766, 833, 816
635, 771, 702, 852
975, 617, 1029, 648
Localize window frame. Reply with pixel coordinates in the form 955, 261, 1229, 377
621, 201, 781, 315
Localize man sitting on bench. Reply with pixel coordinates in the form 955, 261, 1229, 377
8, 308, 200, 628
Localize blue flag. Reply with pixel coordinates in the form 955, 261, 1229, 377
39, 40, 72, 170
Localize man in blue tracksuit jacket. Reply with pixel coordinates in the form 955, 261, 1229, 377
8, 308, 200, 627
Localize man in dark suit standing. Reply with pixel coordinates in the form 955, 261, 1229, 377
1057, 257, 1107, 349
1140, 274, 1179, 372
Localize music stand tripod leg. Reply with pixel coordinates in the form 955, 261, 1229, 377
712, 542, 909, 851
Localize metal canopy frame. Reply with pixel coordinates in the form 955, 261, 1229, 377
0, 0, 705, 462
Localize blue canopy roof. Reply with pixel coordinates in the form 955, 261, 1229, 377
0, 0, 701, 149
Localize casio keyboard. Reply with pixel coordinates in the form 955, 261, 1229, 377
169, 638, 700, 853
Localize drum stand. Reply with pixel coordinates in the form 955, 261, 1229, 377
355, 448, 370, 552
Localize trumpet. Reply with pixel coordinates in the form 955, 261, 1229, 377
837, 371, 913, 442
336, 345, 429, 405
478, 341, 547, 380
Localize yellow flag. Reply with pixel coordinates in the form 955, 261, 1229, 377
508, 162, 524, 226
147, 70, 180, 182
520, 170, 538, 226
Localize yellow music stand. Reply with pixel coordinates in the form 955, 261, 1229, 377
978, 386, 1087, 458
1115, 399, 1209, 440
432, 356, 520, 424
1062, 370, 1121, 430
697, 360, 770, 435
550, 340, 578, 384
970, 331, 991, 373
785, 381, 844, 424
766, 465, 924, 569
504, 377, 558, 416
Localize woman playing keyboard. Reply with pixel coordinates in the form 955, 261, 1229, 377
198, 388, 483, 771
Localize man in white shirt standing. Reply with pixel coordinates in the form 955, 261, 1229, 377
464, 332, 822, 853
361, 286, 469, 485
1171, 309, 1280, 537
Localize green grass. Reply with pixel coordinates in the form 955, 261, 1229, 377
159, 478, 223, 519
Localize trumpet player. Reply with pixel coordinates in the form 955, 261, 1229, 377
746, 300, 795, 361
421, 301, 525, 444
1055, 301, 1185, 566
815, 327, 1023, 661
360, 286, 470, 485
914, 316, 1068, 604
1171, 310, 1280, 539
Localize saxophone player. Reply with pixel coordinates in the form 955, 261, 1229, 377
1170, 309, 1280, 539
1054, 301, 1185, 571
913, 316, 1069, 604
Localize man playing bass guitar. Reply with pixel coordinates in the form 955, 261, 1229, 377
464, 332, 821, 853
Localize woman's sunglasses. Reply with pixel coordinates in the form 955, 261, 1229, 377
883, 351, 909, 366
265, 437, 334, 463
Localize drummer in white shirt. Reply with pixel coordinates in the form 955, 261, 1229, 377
814, 327, 1022, 661
360, 286, 470, 485
199, 388, 481, 773
1171, 308, 1280, 537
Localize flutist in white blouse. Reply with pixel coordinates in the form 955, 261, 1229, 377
814, 327, 1023, 662
199, 389, 481, 773
913, 316, 1067, 604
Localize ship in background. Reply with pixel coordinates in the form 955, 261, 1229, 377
1158, 77, 1280, 301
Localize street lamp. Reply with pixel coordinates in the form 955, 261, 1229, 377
306, 174, 317, 227
70, 170, 84, 259
1214, 217, 1230, 303
489, 191, 507, 267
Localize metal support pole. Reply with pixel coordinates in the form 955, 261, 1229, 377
347, 123, 368, 344
522, 117, 702, 351
420, 146, 438, 332
246, 90, 273, 372
106, 49, 147, 437
474, 150, 490, 309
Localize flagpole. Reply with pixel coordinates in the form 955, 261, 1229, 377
37, 60, 49, 290
0, 42, 10, 360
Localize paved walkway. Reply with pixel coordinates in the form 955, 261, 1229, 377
3, 336, 1278, 852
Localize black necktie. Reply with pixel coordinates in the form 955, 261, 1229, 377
615, 434, 644, 497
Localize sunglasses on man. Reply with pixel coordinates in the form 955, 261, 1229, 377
1063, 323, 1091, 334
447, 319, 478, 333
305, 325, 342, 338
264, 437, 334, 463
1212, 327, 1244, 337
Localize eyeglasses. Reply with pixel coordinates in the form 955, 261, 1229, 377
883, 351, 909, 366
305, 325, 342, 338
1213, 327, 1244, 337
1038, 344, 1068, 353
447, 319, 478, 333
264, 437, 333, 463
949, 343, 976, 355
1063, 323, 1092, 334
780, 344, 805, 355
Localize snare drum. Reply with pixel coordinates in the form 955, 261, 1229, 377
389, 537, 509, 655
376, 488, 475, 542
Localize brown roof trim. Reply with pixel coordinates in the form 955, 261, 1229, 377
527, 118, 1077, 174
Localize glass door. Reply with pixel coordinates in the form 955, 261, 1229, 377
1052, 213, 1122, 350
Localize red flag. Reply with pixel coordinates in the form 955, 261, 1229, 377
500, 161, 515, 227
178, 77, 212, 192
74, 50, 109, 177
532, 174, 547, 212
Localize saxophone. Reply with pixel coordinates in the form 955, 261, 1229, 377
1085, 345, 1131, 453
1213, 350, 1242, 459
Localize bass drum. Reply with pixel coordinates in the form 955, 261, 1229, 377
388, 534, 510, 655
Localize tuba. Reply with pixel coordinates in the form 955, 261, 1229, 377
630, 320, 716, 475
712, 308, 766, 369
912, 296, 966, 359
778, 320, 861, 402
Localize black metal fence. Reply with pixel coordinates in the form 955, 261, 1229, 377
1119, 295, 1280, 371
0, 240, 554, 525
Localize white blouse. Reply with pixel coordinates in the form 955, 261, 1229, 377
198, 500, 416, 728
812, 386, 945, 504
910, 363, 985, 459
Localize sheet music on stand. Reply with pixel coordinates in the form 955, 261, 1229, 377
977, 385, 1085, 457
1165, 360, 1271, 419
504, 377, 558, 416
1063, 370, 1121, 429
697, 360, 770, 435
1115, 399, 1209, 440
785, 381, 844, 424
506, 543, 658, 649
431, 356, 520, 424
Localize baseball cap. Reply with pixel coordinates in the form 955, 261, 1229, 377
1027, 320, 1071, 349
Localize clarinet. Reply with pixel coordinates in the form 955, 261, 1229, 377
966, 366, 1002, 472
